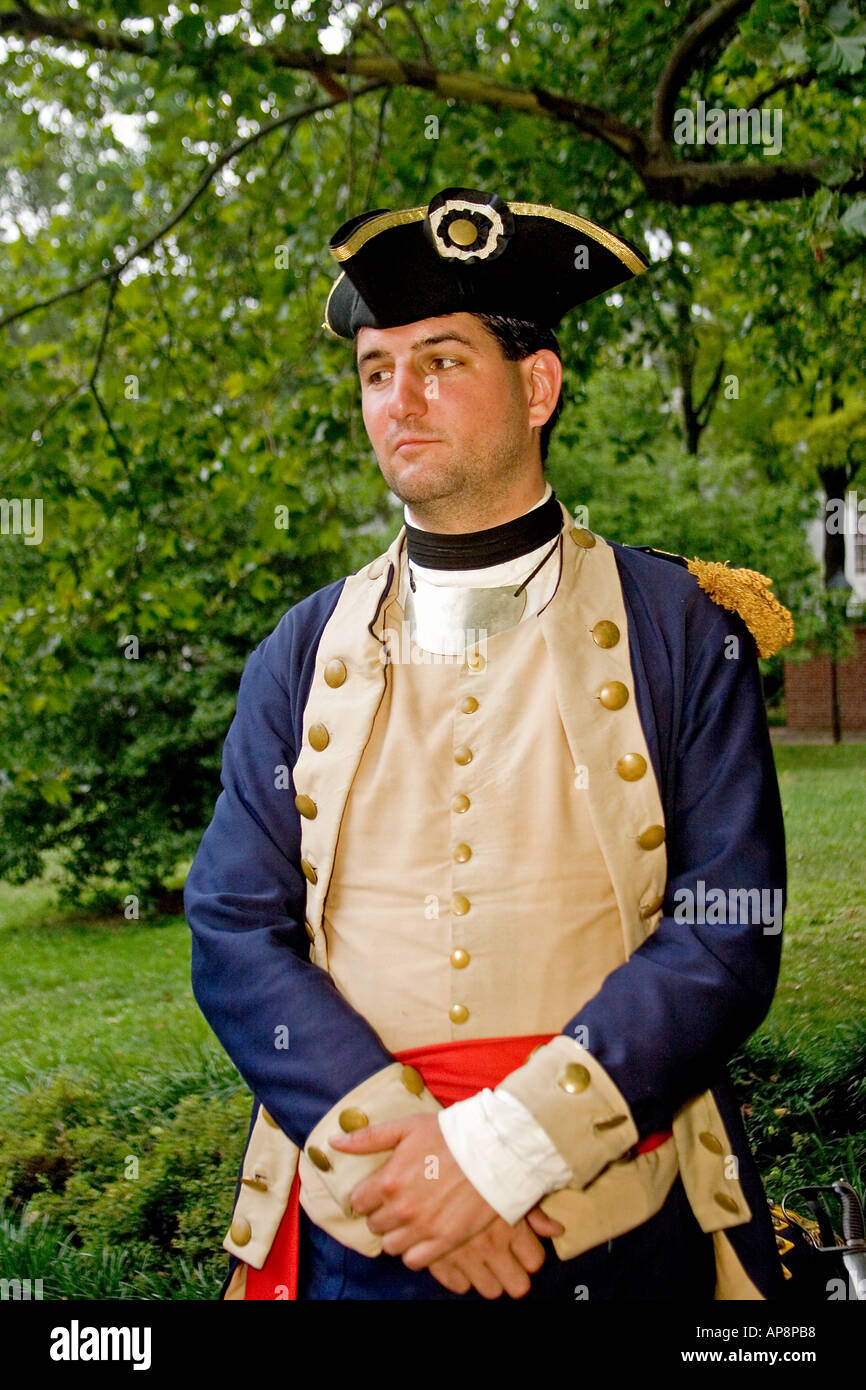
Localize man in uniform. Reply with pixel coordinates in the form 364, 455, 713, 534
184, 188, 794, 1300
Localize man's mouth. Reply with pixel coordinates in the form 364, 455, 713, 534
394, 437, 439, 451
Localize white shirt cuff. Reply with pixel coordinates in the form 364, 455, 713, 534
438, 1087, 575, 1226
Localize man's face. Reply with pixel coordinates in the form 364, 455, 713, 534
355, 313, 557, 519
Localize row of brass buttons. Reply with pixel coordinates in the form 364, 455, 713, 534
299, 653, 334, 888
575, 535, 665, 857
449, 685, 481, 1024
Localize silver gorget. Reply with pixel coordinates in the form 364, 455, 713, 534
403, 575, 528, 656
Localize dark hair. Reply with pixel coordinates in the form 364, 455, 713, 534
471, 314, 564, 466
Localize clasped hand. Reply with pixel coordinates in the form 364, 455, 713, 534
328, 1112, 563, 1298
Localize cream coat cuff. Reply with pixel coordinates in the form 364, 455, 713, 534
297, 1061, 442, 1256
497, 1035, 639, 1187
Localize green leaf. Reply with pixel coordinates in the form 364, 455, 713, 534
220, 372, 247, 399
41, 777, 72, 806
778, 34, 809, 65
839, 198, 866, 235
818, 30, 866, 74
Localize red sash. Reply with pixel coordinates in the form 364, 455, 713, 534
243, 1034, 671, 1300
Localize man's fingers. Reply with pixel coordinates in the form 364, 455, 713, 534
509, 1219, 547, 1275
525, 1205, 565, 1239
449, 1251, 505, 1300
327, 1119, 408, 1153
428, 1259, 472, 1296
396, 1234, 457, 1268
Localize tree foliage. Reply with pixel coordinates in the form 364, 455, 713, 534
0, 0, 863, 905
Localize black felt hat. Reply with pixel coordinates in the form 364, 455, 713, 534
322, 187, 649, 339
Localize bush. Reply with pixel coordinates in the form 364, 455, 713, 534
0, 1060, 251, 1298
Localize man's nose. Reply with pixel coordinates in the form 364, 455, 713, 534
387, 362, 428, 419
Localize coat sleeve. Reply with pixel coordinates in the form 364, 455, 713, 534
184, 626, 394, 1149
498, 592, 785, 1178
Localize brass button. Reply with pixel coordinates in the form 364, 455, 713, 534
451, 894, 470, 916
466, 650, 485, 672
230, 1215, 252, 1246
699, 1131, 724, 1155
260, 1106, 279, 1127
640, 894, 665, 919
591, 620, 620, 648
616, 752, 647, 781
450, 1003, 469, 1024
448, 217, 478, 247
401, 1065, 425, 1096
570, 527, 596, 549
294, 793, 317, 819
324, 658, 347, 688
339, 1107, 369, 1132
308, 723, 330, 751
598, 681, 629, 710
451, 793, 470, 814
450, 948, 470, 969
454, 843, 472, 863
304, 918, 315, 940
307, 1146, 332, 1172
714, 1192, 739, 1214
454, 745, 472, 766
459, 696, 479, 714
637, 824, 665, 851
300, 858, 318, 884
559, 1063, 591, 1094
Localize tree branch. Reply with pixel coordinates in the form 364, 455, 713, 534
0, 86, 385, 331
696, 353, 726, 429
751, 68, 817, 108
651, 0, 757, 151
642, 154, 866, 205
380, 0, 434, 66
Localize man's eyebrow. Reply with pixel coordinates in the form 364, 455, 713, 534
356, 332, 478, 371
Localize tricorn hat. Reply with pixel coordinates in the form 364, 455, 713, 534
322, 187, 648, 339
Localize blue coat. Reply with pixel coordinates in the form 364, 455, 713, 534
184, 537, 787, 1298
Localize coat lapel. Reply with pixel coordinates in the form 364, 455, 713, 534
538, 504, 668, 958
291, 531, 404, 966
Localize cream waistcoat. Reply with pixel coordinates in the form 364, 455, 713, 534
321, 564, 628, 1051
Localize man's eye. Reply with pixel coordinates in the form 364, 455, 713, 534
366, 368, 391, 385
431, 357, 460, 369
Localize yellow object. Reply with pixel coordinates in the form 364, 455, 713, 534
685, 559, 795, 658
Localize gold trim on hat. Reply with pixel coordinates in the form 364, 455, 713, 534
331, 207, 427, 262
321, 268, 347, 336
508, 202, 647, 276
329, 200, 647, 276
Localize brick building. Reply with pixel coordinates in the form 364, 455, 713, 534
784, 494, 866, 734
785, 626, 866, 732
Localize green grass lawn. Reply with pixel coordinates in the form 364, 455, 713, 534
0, 744, 864, 1297
770, 747, 866, 1044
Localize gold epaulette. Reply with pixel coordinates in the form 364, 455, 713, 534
685, 559, 795, 658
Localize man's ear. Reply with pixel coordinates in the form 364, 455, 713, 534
524, 350, 562, 431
